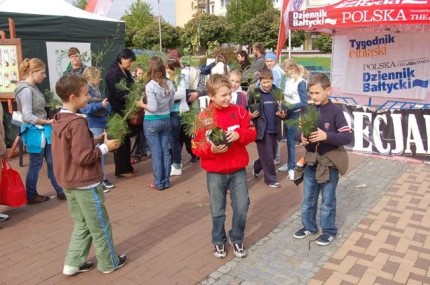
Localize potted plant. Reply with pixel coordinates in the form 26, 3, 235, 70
247, 86, 261, 114
181, 103, 231, 148
285, 105, 319, 138
106, 80, 145, 142
44, 89, 63, 119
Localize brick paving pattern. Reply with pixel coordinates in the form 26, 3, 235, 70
201, 157, 425, 285
1, 143, 429, 285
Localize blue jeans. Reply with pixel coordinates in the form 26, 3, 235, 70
26, 144, 63, 199
144, 118, 172, 189
284, 111, 299, 170
207, 169, 250, 245
89, 128, 106, 180
301, 165, 339, 236
170, 112, 182, 166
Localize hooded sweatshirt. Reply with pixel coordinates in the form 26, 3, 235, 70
52, 111, 103, 188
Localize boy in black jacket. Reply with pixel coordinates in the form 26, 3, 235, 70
293, 73, 352, 246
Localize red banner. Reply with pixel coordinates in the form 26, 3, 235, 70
289, 0, 430, 30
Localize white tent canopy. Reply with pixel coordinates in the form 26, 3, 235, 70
0, 0, 121, 22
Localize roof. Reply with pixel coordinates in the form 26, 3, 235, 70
0, 0, 121, 22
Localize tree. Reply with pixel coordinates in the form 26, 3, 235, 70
314, 34, 332, 53
226, 0, 272, 43
122, 0, 154, 47
181, 14, 231, 55
238, 8, 305, 50
72, 0, 87, 9
132, 22, 181, 51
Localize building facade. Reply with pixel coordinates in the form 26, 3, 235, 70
176, 0, 282, 27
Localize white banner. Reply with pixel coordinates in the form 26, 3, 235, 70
45, 42, 92, 92
332, 31, 430, 101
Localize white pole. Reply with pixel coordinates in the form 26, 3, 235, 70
158, 0, 162, 53
288, 29, 292, 59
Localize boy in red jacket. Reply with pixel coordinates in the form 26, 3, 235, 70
192, 74, 257, 258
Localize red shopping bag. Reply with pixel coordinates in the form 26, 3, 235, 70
0, 157, 27, 207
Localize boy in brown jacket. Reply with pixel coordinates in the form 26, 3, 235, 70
52, 75, 127, 275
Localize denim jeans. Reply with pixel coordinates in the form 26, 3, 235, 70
144, 118, 172, 189
90, 128, 106, 180
26, 144, 63, 199
207, 168, 250, 245
301, 165, 339, 236
170, 112, 182, 167
284, 111, 299, 170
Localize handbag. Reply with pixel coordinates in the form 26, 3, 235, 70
0, 157, 27, 207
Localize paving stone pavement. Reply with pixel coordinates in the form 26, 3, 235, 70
200, 157, 411, 285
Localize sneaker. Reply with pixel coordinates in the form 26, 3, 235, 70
278, 163, 289, 172
27, 194, 49, 204
228, 238, 247, 258
293, 228, 316, 239
63, 261, 95, 276
269, 182, 281, 188
102, 255, 127, 274
57, 192, 67, 200
288, 170, 295, 181
213, 244, 227, 258
102, 179, 115, 189
316, 233, 335, 246
252, 160, 260, 178
189, 156, 199, 165
274, 158, 280, 165
0, 213, 9, 221
103, 186, 111, 193
170, 165, 182, 176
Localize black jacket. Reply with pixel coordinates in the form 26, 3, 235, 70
104, 62, 134, 114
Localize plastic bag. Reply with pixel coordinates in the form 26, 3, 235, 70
0, 157, 27, 207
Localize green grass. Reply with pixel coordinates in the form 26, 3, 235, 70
292, 57, 331, 70
181, 55, 332, 71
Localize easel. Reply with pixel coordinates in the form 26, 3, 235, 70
0, 18, 24, 166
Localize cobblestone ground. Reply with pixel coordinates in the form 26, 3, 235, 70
200, 158, 409, 285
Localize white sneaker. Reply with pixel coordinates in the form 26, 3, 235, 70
0, 213, 9, 221
288, 170, 295, 181
274, 158, 280, 165
170, 165, 182, 176
278, 164, 289, 172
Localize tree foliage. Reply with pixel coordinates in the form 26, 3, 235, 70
122, 0, 154, 47
314, 34, 332, 53
238, 8, 280, 49
132, 22, 181, 51
72, 0, 87, 9
181, 14, 231, 55
226, 0, 272, 43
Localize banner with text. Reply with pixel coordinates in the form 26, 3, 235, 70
289, 0, 430, 30
333, 31, 430, 100
340, 104, 430, 161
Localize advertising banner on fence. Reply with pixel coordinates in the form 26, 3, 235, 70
332, 31, 430, 100
340, 104, 430, 161
289, 0, 430, 30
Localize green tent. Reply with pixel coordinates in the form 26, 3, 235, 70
0, 0, 125, 91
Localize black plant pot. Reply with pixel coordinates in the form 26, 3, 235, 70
248, 103, 260, 114
47, 108, 61, 119
209, 127, 232, 147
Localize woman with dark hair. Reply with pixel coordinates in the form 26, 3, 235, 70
104, 48, 136, 178
236, 50, 251, 71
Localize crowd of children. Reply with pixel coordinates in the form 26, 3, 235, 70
6, 44, 351, 275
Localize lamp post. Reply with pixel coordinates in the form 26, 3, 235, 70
158, 0, 162, 53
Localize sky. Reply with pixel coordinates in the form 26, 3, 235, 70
64, 0, 176, 25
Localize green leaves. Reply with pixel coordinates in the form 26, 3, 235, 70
43, 89, 62, 110
285, 105, 320, 138
106, 80, 146, 142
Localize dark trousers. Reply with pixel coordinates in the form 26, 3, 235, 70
114, 135, 133, 176
179, 123, 197, 159
254, 133, 278, 185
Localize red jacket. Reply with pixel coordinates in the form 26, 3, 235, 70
192, 103, 256, 174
